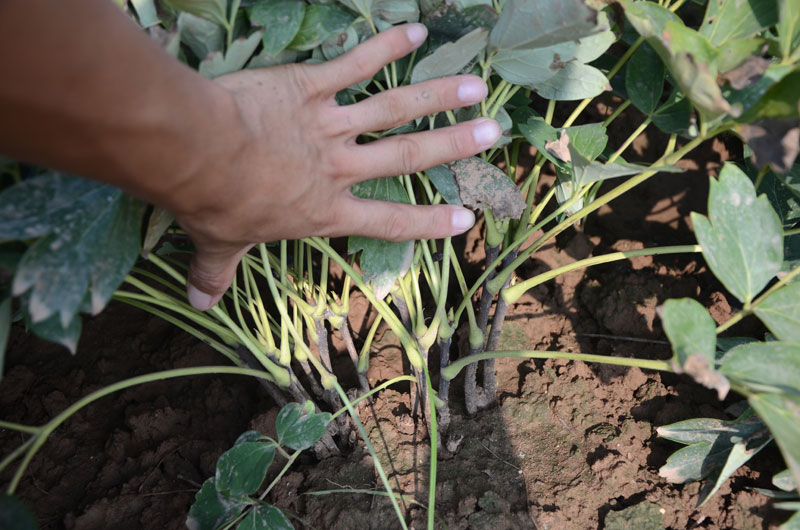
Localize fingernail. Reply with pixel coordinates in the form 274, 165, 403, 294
452, 208, 475, 232
473, 119, 502, 148
457, 78, 488, 103
406, 23, 428, 46
187, 284, 217, 311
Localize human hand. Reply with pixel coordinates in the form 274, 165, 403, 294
168, 23, 500, 310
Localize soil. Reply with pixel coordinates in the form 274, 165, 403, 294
0, 101, 792, 529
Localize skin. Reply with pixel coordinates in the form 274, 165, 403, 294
0, 1, 500, 310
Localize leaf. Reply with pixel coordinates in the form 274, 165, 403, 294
288, 4, 354, 51
626, 42, 665, 115
411, 28, 488, 84
489, 0, 599, 52
569, 146, 682, 187
652, 91, 694, 136
23, 304, 82, 354
275, 402, 332, 451
178, 12, 225, 61
200, 30, 264, 78
423, 3, 498, 50
249, 0, 305, 57
657, 413, 766, 444
0, 296, 10, 377
214, 431, 275, 497
237, 505, 294, 530
738, 71, 800, 123
725, 63, 796, 119
131, 0, 161, 28
661, 298, 728, 399
0, 495, 38, 530
372, 0, 420, 24
425, 166, 462, 205
691, 163, 784, 304
566, 122, 608, 161
699, 0, 778, 46
339, 0, 374, 15
740, 119, 800, 174
572, 10, 617, 63
531, 62, 609, 101
717, 38, 768, 77
720, 341, 800, 394
491, 42, 577, 88
755, 283, 800, 342
752, 164, 800, 228
143, 208, 174, 258
186, 479, 248, 530
1, 174, 144, 327
447, 157, 526, 220
164, 0, 228, 26
349, 177, 414, 301
777, 0, 800, 60
514, 109, 562, 166
749, 393, 800, 492
699, 433, 772, 506
721, 55, 771, 90
774, 469, 798, 492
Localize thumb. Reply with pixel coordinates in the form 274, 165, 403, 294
186, 243, 252, 311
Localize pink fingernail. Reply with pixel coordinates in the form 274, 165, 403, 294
406, 24, 428, 46
473, 119, 502, 147
452, 208, 475, 232
457, 78, 488, 103
188, 284, 215, 311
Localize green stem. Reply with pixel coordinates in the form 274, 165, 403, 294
602, 100, 632, 127
260, 449, 301, 500
785, 227, 800, 236
0, 421, 39, 435
442, 350, 673, 381
503, 245, 700, 304
607, 117, 652, 164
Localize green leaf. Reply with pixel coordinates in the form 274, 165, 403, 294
699, 0, 778, 46
411, 28, 488, 84
288, 4, 354, 51
657, 413, 766, 444
187, 479, 248, 530
717, 38, 767, 75
573, 10, 617, 63
275, 402, 332, 451
131, 0, 161, 28
349, 177, 414, 300
215, 431, 275, 497
725, 63, 795, 118
178, 12, 225, 61
699, 433, 772, 506
662, 298, 729, 399
490, 0, 599, 51
491, 42, 577, 88
339, 0, 374, 16
652, 91, 694, 136
237, 505, 294, 530
22, 296, 82, 354
514, 109, 562, 166
755, 283, 800, 341
0, 296, 10, 377
143, 208, 174, 258
570, 150, 681, 186
720, 341, 800, 394
566, 122, 608, 161
372, 0, 420, 24
423, 3, 498, 50
200, 30, 264, 78
447, 157, 526, 220
0, 495, 37, 530
531, 62, 609, 101
691, 163, 784, 304
774, 468, 798, 492
626, 42, 665, 115
425, 165, 462, 205
749, 393, 800, 492
777, 0, 800, 60
1, 174, 144, 327
782, 511, 800, 529
249, 0, 305, 57
164, 0, 228, 26
751, 164, 800, 228
739, 71, 800, 122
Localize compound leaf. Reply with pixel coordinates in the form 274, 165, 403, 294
626, 42, 665, 115
288, 4, 354, 51
349, 177, 414, 300
489, 0, 598, 52
755, 283, 800, 342
187, 478, 249, 530
531, 62, 609, 101
699, 0, 778, 46
215, 431, 275, 497
249, 0, 305, 57
275, 402, 332, 451
237, 505, 294, 530
411, 28, 488, 84
691, 163, 783, 305
720, 341, 800, 394
749, 393, 800, 491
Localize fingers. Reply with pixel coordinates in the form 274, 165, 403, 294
338, 118, 501, 184
344, 74, 487, 134
187, 243, 253, 311
332, 195, 476, 241
310, 23, 428, 95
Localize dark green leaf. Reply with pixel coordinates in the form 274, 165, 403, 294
178, 12, 225, 62
514, 109, 562, 167
349, 177, 414, 300
691, 163, 784, 304
565, 122, 607, 162
720, 341, 800, 394
0, 495, 37, 530
490, 0, 599, 51
339, 0, 374, 15
425, 166, 462, 205
275, 402, 332, 451
777, 0, 800, 61
699, 0, 777, 46
372, 0, 420, 24
652, 91, 694, 136
23, 295, 82, 354
411, 28, 488, 84
250, 0, 305, 56
423, 3, 498, 50
531, 62, 609, 101
164, 0, 227, 26
739, 71, 800, 122
237, 504, 294, 530
215, 431, 276, 497
288, 4, 354, 51
755, 283, 800, 341
569, 145, 682, 187
491, 42, 577, 88
749, 393, 800, 492
750, 164, 800, 228
0, 296, 10, 377
447, 157, 526, 220
200, 30, 264, 78
186, 478, 249, 530
626, 42, 665, 115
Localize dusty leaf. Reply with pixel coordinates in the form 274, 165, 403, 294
411, 28, 488, 84
699, 433, 772, 506
249, 0, 305, 56
490, 0, 598, 52
691, 163, 784, 304
739, 118, 800, 174
186, 479, 247, 530
447, 157, 526, 220
199, 30, 264, 78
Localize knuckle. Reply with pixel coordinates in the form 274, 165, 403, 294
382, 95, 407, 128
449, 127, 472, 157
396, 137, 422, 175
382, 211, 410, 241
288, 64, 320, 99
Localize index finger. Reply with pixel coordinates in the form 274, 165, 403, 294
309, 23, 428, 95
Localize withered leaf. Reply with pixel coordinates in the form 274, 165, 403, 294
723, 55, 771, 90
545, 130, 572, 162
447, 157, 526, 220
740, 118, 800, 173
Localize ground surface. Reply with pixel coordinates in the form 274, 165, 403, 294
0, 105, 791, 529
